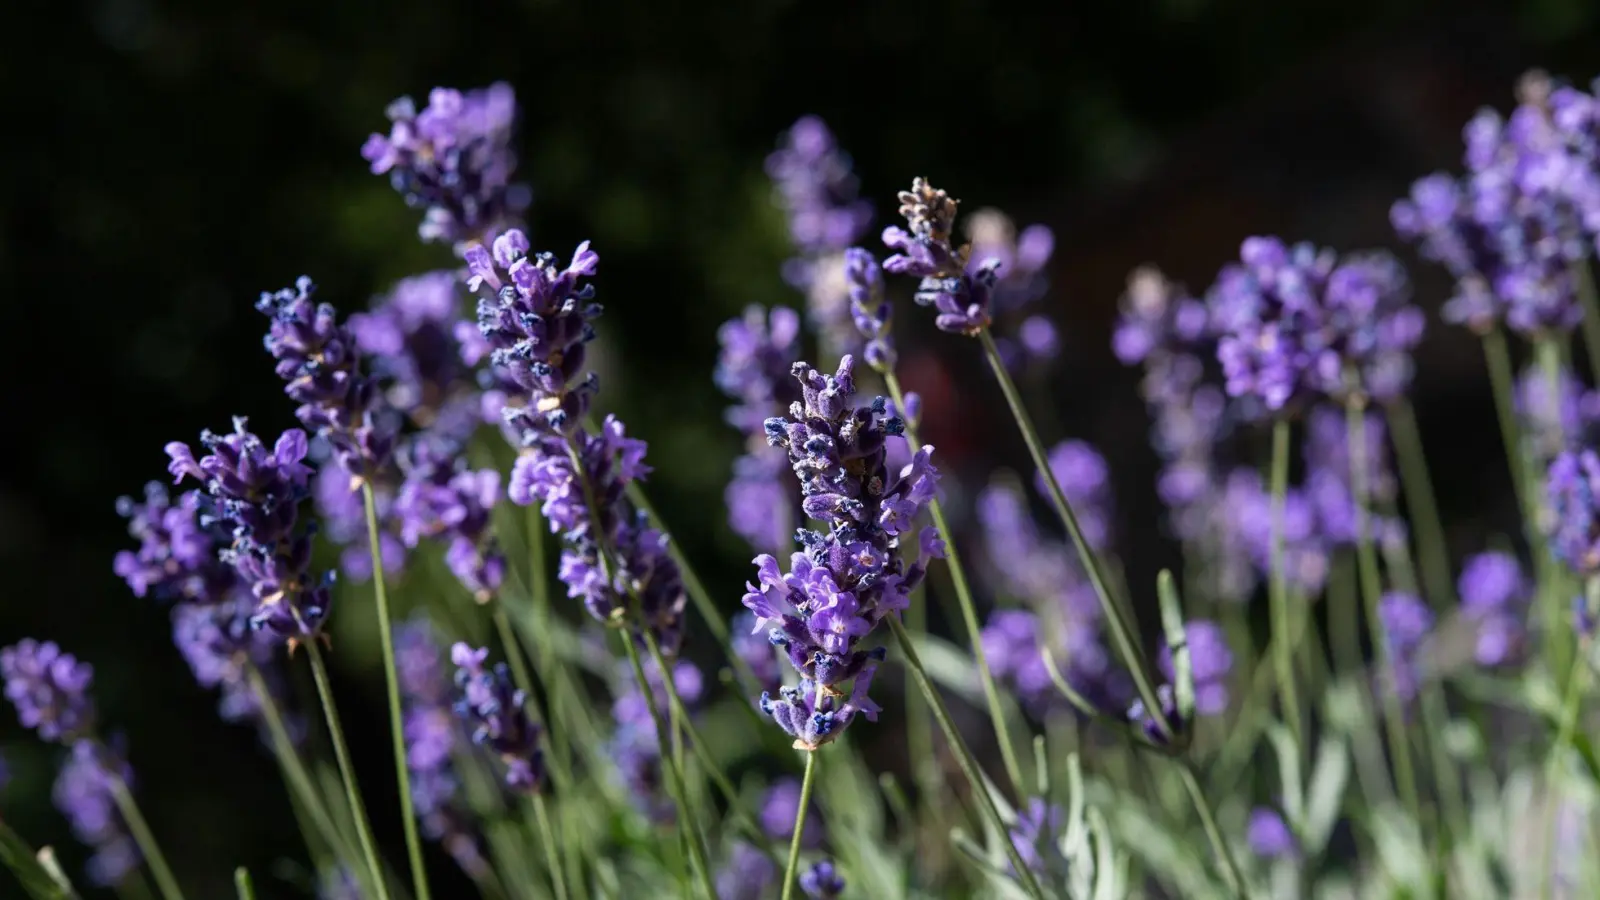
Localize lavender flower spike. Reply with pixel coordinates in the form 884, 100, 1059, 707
166, 419, 333, 642
399, 621, 490, 879
54, 741, 140, 887
452, 643, 546, 794
844, 247, 895, 370
882, 178, 998, 335
113, 483, 236, 605
2, 639, 96, 743
362, 83, 528, 245
746, 356, 946, 748
1548, 448, 1600, 577
258, 276, 395, 482
799, 860, 846, 898
394, 434, 506, 601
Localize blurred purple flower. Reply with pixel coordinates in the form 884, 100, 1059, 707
2, 639, 96, 744
1548, 448, 1600, 577
54, 741, 139, 888
1247, 807, 1297, 860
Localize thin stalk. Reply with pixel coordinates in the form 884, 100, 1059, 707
884, 369, 1025, 795
103, 767, 185, 900
1346, 400, 1421, 820
1386, 400, 1454, 610
531, 796, 570, 900
246, 666, 357, 873
361, 483, 431, 900
904, 583, 939, 804
886, 615, 1047, 900
1328, 554, 1364, 682
641, 630, 782, 865
491, 605, 569, 786
1482, 329, 1530, 508
618, 636, 718, 900
305, 642, 391, 900
779, 751, 818, 900
232, 869, 254, 900
1174, 760, 1247, 897
977, 328, 1170, 739
1267, 418, 1302, 749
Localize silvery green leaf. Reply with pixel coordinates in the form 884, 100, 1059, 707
1086, 806, 1130, 900
1266, 723, 1306, 831
1367, 806, 1428, 893
0, 818, 74, 900
1157, 569, 1196, 723
1303, 734, 1350, 852
1101, 786, 1213, 896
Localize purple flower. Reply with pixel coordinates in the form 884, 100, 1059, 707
716, 842, 777, 900
1516, 363, 1600, 458
349, 271, 473, 425
746, 357, 946, 746
258, 277, 396, 481
716, 305, 803, 553
882, 179, 997, 335
967, 209, 1058, 370
1393, 73, 1597, 336
2, 640, 95, 744
767, 116, 874, 357
166, 420, 332, 643
1221, 468, 1330, 596
362, 83, 527, 245
53, 741, 139, 888
760, 778, 823, 849
1303, 406, 1406, 549
398, 620, 489, 880
799, 860, 845, 898
1036, 440, 1114, 551
1458, 551, 1530, 667
1158, 620, 1234, 716
1378, 592, 1434, 702
610, 658, 704, 821
844, 247, 895, 370
469, 232, 602, 437
1208, 237, 1420, 411
113, 483, 237, 605
394, 434, 505, 600
1247, 807, 1297, 860
1008, 799, 1066, 878
1548, 448, 1600, 576
171, 597, 285, 727
452, 643, 545, 794
312, 465, 404, 582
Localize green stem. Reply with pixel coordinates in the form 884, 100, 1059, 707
531, 796, 570, 900
246, 666, 358, 875
1174, 760, 1247, 897
904, 583, 939, 803
886, 616, 1047, 900
305, 642, 391, 900
884, 370, 1026, 795
361, 483, 430, 900
641, 630, 782, 865
977, 329, 1170, 740
1346, 400, 1420, 821
1267, 418, 1302, 750
779, 752, 818, 900
232, 869, 254, 900
1483, 329, 1530, 507
1386, 399, 1454, 611
618, 636, 718, 900
104, 760, 186, 900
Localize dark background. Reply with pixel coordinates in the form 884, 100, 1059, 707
3, 0, 1599, 895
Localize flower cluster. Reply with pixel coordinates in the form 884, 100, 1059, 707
362, 84, 527, 245
258, 277, 396, 482
1457, 551, 1531, 667
717, 305, 804, 554
171, 597, 284, 727
1038, 440, 1116, 551
1548, 448, 1600, 576
112, 483, 237, 605
843, 247, 895, 370
744, 356, 946, 748
398, 620, 489, 879
965, 208, 1059, 370
1378, 591, 1434, 702
349, 270, 475, 427
166, 420, 333, 642
882, 178, 999, 334
394, 433, 506, 600
452, 643, 545, 794
767, 116, 874, 355
1208, 237, 1422, 411
609, 658, 703, 821
54, 741, 140, 887
468, 231, 601, 436
2, 639, 96, 743
1392, 72, 1600, 336
1517, 363, 1600, 459
1302, 406, 1405, 549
